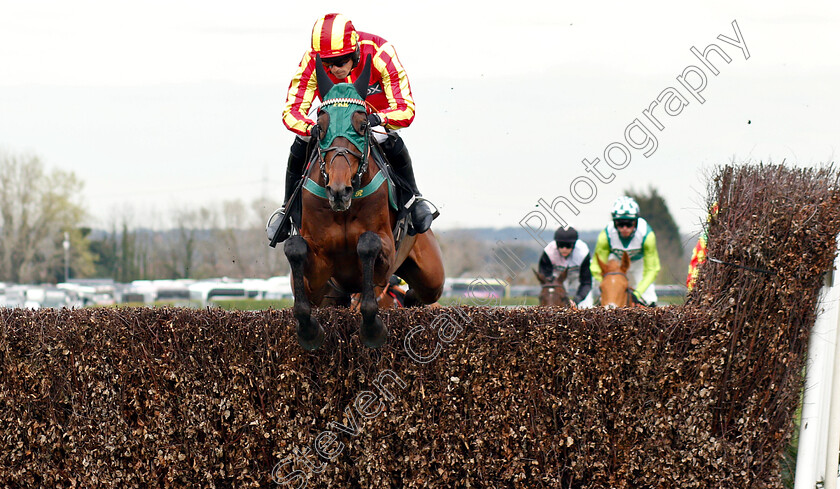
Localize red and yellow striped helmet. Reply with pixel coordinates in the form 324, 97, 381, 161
311, 13, 359, 58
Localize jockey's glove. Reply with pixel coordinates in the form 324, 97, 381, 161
632, 289, 644, 302
366, 113, 382, 127
309, 123, 320, 141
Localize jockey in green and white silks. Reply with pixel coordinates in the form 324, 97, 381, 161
538, 226, 593, 307
590, 196, 661, 305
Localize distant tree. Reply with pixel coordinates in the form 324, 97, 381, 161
626, 186, 685, 284
118, 223, 142, 282
438, 231, 487, 277
250, 197, 289, 277
89, 228, 118, 278
0, 150, 92, 283
45, 227, 96, 283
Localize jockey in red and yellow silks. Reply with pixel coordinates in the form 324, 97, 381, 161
282, 28, 415, 136
686, 235, 707, 290
266, 13, 434, 244
686, 202, 719, 291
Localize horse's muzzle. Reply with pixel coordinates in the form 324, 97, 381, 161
327, 186, 353, 212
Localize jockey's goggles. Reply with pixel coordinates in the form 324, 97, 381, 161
322, 53, 354, 67
556, 241, 575, 249
614, 219, 638, 229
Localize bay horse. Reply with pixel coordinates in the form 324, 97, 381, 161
596, 252, 646, 308
284, 55, 445, 350
533, 268, 575, 308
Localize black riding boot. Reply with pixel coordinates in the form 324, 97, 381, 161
382, 135, 435, 235
267, 136, 309, 244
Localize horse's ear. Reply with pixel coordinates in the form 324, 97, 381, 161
353, 54, 373, 100
532, 268, 545, 284
621, 251, 631, 272
596, 253, 608, 273
315, 55, 334, 98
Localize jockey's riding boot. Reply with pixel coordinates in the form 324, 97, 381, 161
267, 137, 308, 243
383, 135, 435, 235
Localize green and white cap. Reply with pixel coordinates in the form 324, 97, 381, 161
611, 196, 640, 220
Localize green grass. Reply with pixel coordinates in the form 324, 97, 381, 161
109, 295, 683, 310
437, 296, 541, 307
210, 299, 294, 310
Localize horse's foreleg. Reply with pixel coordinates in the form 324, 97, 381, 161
284, 236, 325, 351
357, 231, 387, 348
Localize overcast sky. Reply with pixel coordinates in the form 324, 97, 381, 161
1, 1, 838, 238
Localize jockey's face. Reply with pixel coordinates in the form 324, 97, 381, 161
614, 219, 637, 239
556, 241, 574, 258
324, 56, 354, 79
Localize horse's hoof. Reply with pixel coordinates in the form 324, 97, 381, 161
360, 316, 388, 348
297, 317, 325, 351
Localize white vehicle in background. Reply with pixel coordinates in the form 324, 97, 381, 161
244, 276, 292, 300
58, 279, 117, 306
1, 285, 25, 308
126, 279, 194, 304
188, 276, 293, 307
0, 285, 81, 309
188, 279, 250, 307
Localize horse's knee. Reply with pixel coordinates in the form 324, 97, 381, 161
357, 231, 382, 260
416, 285, 443, 305
284, 236, 308, 264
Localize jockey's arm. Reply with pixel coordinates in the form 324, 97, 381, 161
282, 53, 319, 137
373, 42, 415, 129
576, 254, 593, 303
590, 230, 610, 282
537, 252, 553, 278
636, 232, 661, 294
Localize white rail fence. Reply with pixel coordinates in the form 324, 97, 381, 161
796, 234, 840, 489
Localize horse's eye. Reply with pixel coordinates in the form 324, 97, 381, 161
352, 111, 367, 135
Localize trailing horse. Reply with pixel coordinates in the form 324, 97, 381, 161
533, 268, 575, 308
283, 55, 444, 350
596, 252, 648, 308
350, 275, 408, 312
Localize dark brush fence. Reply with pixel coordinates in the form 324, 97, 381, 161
1, 164, 839, 488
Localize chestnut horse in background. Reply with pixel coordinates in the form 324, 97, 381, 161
284, 56, 444, 350
350, 275, 408, 311
596, 252, 646, 308
533, 269, 575, 308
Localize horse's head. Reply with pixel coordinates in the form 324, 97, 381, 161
597, 251, 631, 308
533, 268, 572, 307
313, 55, 373, 212
314, 110, 369, 211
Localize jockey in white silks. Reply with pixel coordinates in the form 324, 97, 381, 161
538, 226, 594, 307
590, 196, 661, 305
